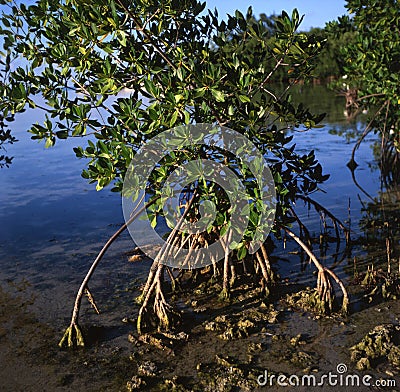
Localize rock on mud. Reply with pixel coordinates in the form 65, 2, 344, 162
350, 324, 400, 370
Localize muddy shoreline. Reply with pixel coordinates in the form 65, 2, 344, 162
1, 268, 400, 392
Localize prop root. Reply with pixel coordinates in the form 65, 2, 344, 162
282, 225, 349, 314
59, 196, 158, 348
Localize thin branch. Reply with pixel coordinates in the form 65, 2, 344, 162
115, 0, 175, 69
350, 100, 389, 164
296, 195, 350, 242
356, 93, 385, 102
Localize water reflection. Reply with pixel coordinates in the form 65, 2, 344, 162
277, 85, 399, 289
359, 187, 400, 265
289, 83, 350, 125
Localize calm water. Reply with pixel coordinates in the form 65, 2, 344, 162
0, 85, 395, 323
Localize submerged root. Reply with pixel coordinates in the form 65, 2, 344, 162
58, 323, 85, 348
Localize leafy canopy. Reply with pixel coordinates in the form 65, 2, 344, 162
0, 0, 329, 254
336, 0, 400, 148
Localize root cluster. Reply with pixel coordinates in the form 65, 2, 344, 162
59, 192, 350, 347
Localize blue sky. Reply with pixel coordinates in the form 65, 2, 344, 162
205, 0, 348, 31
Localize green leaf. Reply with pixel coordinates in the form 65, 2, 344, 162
184, 110, 190, 124
45, 137, 54, 148
239, 95, 251, 103
193, 87, 207, 98
170, 110, 178, 127
229, 240, 239, 250
150, 215, 157, 229
237, 245, 247, 260
143, 78, 157, 97
211, 89, 225, 102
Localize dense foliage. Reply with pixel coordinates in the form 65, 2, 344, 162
333, 0, 400, 183
228, 13, 356, 83
0, 0, 328, 231
311, 16, 356, 81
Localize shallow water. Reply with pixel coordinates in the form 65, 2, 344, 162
0, 85, 399, 390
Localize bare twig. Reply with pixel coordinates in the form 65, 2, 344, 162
85, 286, 100, 314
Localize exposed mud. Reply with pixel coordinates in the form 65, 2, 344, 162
2, 273, 400, 392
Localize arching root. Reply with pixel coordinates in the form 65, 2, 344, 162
59, 196, 158, 348
325, 267, 349, 315
316, 269, 334, 314
282, 225, 349, 315
153, 278, 181, 330
137, 192, 198, 334
219, 230, 233, 301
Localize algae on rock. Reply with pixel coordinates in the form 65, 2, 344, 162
350, 324, 400, 370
